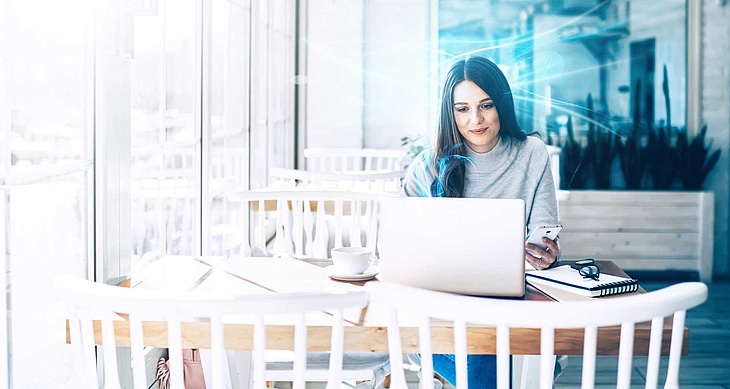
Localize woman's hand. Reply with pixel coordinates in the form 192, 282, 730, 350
525, 237, 560, 270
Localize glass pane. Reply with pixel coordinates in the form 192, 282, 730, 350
131, 153, 163, 269
438, 0, 687, 138
210, 0, 250, 141
6, 0, 89, 172
208, 0, 250, 256
131, 5, 163, 150
131, 146, 197, 269
3, 0, 92, 386
249, 0, 269, 189
8, 173, 90, 387
162, 147, 197, 255
166, 0, 197, 143
0, 190, 5, 383
269, 0, 295, 170
130, 0, 200, 273
249, 0, 296, 188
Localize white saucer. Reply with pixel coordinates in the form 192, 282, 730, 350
325, 265, 380, 282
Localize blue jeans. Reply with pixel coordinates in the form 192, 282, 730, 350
430, 354, 504, 388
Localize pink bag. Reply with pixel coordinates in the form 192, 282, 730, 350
156, 349, 207, 389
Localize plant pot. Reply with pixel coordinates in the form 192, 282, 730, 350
557, 190, 714, 282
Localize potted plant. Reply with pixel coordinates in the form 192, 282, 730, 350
616, 80, 648, 189
400, 134, 427, 160
675, 125, 721, 190
554, 65, 720, 282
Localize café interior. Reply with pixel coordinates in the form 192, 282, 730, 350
1, 0, 729, 387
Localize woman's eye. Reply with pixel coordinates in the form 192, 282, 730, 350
481, 103, 494, 109
455, 107, 468, 113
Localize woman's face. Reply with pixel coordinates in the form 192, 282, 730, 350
452, 80, 501, 153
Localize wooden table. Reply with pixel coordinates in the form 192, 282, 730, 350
98, 256, 687, 356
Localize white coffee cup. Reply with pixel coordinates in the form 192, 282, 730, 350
331, 247, 372, 275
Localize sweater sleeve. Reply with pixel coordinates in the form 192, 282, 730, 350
525, 141, 559, 238
400, 149, 436, 198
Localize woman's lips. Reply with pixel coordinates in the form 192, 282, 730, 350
470, 128, 487, 135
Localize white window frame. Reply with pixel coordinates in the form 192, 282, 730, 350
95, 0, 132, 285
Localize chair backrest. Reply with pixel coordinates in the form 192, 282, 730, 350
227, 189, 388, 259
303, 148, 409, 173
365, 281, 708, 389
269, 167, 402, 193
56, 275, 369, 389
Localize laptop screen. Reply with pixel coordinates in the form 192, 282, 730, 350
378, 197, 526, 297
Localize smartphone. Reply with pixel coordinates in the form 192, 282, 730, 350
525, 224, 563, 257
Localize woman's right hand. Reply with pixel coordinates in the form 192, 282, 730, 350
525, 237, 560, 270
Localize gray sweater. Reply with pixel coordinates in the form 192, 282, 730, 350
401, 136, 559, 236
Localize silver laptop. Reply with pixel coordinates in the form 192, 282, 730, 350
379, 197, 526, 297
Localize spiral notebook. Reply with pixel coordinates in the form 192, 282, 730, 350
525, 265, 638, 298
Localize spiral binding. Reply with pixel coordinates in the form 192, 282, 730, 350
596, 279, 639, 297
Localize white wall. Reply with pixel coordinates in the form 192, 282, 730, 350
306, 0, 365, 149
701, 1, 730, 277
362, 0, 435, 149
304, 0, 435, 150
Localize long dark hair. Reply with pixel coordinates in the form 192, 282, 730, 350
431, 56, 526, 197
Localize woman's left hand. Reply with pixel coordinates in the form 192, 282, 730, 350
525, 237, 560, 270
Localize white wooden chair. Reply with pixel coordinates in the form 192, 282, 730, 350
269, 167, 402, 193
365, 281, 708, 389
55, 275, 370, 389
225, 189, 391, 387
227, 189, 389, 259
304, 148, 408, 173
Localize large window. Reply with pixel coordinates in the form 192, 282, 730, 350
438, 0, 688, 139
2, 0, 93, 386
1, 0, 297, 386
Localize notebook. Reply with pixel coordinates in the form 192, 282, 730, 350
378, 197, 526, 297
525, 265, 639, 298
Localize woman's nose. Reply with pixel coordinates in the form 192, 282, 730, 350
471, 110, 483, 124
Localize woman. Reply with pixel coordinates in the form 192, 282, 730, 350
401, 56, 561, 387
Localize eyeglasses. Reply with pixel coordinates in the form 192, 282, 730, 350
571, 258, 600, 281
